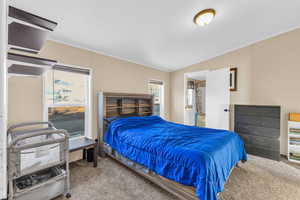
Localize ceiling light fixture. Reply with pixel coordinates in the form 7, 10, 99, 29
194, 9, 216, 26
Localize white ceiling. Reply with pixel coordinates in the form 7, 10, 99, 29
10, 0, 300, 72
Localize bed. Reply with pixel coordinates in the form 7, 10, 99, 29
97, 92, 247, 200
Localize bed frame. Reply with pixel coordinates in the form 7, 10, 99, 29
96, 92, 209, 200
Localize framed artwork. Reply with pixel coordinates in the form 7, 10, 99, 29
230, 68, 237, 91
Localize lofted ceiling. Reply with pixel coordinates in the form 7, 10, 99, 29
10, 0, 300, 72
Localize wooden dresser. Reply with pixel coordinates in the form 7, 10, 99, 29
234, 105, 281, 161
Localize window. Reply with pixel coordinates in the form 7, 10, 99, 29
44, 65, 91, 138
186, 89, 194, 107
148, 80, 164, 117
185, 80, 194, 109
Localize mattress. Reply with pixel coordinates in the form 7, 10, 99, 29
104, 116, 247, 200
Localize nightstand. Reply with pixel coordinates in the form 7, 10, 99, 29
69, 137, 98, 167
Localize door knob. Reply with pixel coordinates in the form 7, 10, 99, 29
224, 109, 230, 112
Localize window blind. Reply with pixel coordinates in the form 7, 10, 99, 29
53, 64, 90, 75
149, 80, 163, 85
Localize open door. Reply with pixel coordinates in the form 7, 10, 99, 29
206, 68, 230, 130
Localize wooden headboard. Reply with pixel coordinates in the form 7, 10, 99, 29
97, 92, 154, 155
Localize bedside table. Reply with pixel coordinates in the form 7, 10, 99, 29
69, 137, 98, 167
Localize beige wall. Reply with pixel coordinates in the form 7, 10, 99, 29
8, 40, 170, 139
8, 27, 300, 156
170, 27, 300, 155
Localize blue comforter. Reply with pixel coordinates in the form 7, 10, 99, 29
104, 116, 247, 200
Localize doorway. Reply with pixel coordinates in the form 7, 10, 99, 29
184, 68, 230, 130
184, 71, 208, 127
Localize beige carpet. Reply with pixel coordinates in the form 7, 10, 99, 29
57, 155, 300, 200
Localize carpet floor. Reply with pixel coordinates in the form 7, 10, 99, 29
56, 155, 300, 200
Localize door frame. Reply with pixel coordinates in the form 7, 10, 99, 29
0, 0, 8, 198
183, 70, 209, 125
183, 68, 230, 128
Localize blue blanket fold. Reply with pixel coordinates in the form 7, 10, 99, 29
104, 116, 247, 200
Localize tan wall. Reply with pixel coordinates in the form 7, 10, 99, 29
8, 28, 300, 155
170, 27, 300, 155
8, 40, 170, 139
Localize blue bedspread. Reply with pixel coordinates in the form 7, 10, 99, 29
104, 116, 247, 200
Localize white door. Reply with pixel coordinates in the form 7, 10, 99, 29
206, 68, 230, 130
